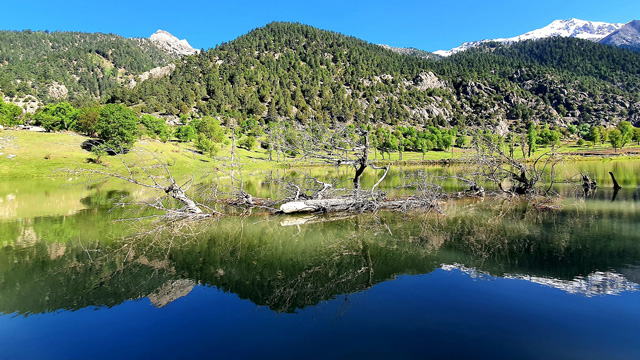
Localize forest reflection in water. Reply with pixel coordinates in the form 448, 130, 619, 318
1, 186, 639, 315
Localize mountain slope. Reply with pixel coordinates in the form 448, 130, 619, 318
599, 20, 640, 51
109, 22, 451, 125
0, 30, 176, 105
107, 22, 640, 129
435, 19, 623, 57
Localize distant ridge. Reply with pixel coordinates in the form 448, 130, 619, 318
434, 18, 624, 57
378, 44, 441, 60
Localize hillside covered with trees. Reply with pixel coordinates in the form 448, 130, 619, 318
104, 22, 640, 131
0, 30, 174, 105
1, 22, 640, 141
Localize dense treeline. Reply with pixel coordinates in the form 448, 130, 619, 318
107, 22, 458, 126
0, 30, 173, 104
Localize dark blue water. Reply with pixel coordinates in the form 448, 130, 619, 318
1, 267, 639, 360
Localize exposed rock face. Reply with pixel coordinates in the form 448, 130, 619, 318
412, 71, 445, 90
47, 82, 68, 100
150, 30, 199, 56
599, 20, 640, 51
128, 63, 176, 88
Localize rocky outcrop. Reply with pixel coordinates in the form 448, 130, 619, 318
128, 63, 176, 88
412, 71, 446, 90
47, 82, 68, 100
150, 30, 199, 56
3, 95, 39, 114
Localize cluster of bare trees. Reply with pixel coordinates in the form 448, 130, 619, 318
77, 120, 626, 226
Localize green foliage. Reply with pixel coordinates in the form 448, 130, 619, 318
238, 135, 257, 150
175, 125, 196, 142
617, 121, 633, 147
0, 99, 23, 126
197, 116, 225, 142
76, 104, 101, 135
140, 114, 170, 141
33, 102, 77, 131
95, 104, 138, 153
195, 133, 219, 157
588, 126, 601, 145
633, 127, 640, 145
4, 23, 640, 135
608, 129, 624, 152
526, 124, 538, 157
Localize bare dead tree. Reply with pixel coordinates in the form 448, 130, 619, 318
460, 133, 567, 198
75, 149, 221, 222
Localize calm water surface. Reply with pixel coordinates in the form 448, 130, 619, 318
1, 159, 640, 359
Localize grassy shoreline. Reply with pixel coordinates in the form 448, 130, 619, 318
1, 129, 639, 179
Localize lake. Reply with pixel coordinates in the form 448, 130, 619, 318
1, 159, 640, 359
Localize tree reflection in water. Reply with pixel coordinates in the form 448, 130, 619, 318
1, 196, 639, 315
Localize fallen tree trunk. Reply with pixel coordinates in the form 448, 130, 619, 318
279, 196, 443, 215
280, 198, 375, 214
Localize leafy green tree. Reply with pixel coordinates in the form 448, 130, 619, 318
588, 126, 601, 146
600, 127, 610, 145
95, 104, 138, 153
238, 135, 257, 150
197, 116, 225, 143
33, 102, 77, 131
140, 114, 170, 141
617, 121, 633, 148
76, 104, 101, 136
175, 125, 196, 142
0, 100, 23, 126
196, 134, 218, 157
526, 124, 538, 158
441, 134, 453, 151
632, 127, 640, 145
608, 129, 623, 153
455, 133, 468, 148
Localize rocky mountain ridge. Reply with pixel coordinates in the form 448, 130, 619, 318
599, 20, 640, 51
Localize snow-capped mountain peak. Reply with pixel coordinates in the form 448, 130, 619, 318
150, 30, 199, 56
434, 19, 624, 57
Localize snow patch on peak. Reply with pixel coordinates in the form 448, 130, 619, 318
435, 19, 624, 57
150, 30, 199, 56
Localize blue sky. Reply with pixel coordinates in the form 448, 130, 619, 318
2, 0, 638, 52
